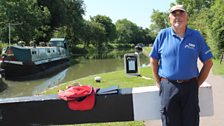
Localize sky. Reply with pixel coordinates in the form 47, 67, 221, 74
83, 0, 176, 28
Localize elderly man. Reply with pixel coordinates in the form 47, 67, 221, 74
149, 4, 213, 126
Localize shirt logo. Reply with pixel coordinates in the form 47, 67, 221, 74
185, 43, 195, 50
205, 50, 211, 54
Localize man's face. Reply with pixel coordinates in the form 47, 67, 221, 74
169, 10, 188, 29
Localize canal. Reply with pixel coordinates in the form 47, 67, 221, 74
0, 54, 149, 98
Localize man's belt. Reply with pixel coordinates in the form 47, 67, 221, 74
161, 77, 196, 84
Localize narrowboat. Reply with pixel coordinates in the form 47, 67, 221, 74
0, 38, 70, 80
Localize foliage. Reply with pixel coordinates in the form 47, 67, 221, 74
37, 0, 67, 27
0, 42, 8, 53
115, 19, 138, 44
87, 15, 116, 55
208, 0, 224, 58
90, 15, 116, 43
115, 19, 152, 45
176, 0, 214, 15
0, 0, 86, 45
63, 0, 85, 47
0, 0, 51, 43
212, 59, 224, 75
150, 10, 169, 33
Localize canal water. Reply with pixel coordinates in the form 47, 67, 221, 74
0, 54, 149, 98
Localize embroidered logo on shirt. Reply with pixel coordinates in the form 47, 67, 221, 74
205, 50, 211, 54
185, 43, 195, 50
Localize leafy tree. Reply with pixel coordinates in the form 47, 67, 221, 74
142, 28, 154, 45
63, 0, 85, 47
115, 19, 134, 44
206, 0, 224, 58
150, 10, 169, 34
0, 0, 50, 44
90, 21, 106, 49
90, 15, 116, 43
88, 15, 116, 51
115, 18, 152, 45
36, 0, 85, 46
176, 0, 214, 15
37, 0, 67, 28
78, 20, 105, 49
79, 20, 97, 48
115, 18, 145, 45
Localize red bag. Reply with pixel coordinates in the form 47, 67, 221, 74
58, 85, 96, 111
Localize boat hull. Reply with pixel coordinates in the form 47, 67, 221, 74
1, 58, 70, 80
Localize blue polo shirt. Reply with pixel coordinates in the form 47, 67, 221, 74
150, 27, 213, 80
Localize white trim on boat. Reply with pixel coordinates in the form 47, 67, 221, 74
34, 56, 67, 65
3, 60, 23, 65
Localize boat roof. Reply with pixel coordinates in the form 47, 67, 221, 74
50, 38, 65, 41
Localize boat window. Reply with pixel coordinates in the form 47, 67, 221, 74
32, 51, 36, 55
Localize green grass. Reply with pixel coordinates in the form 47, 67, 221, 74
212, 59, 224, 76
43, 67, 155, 94
142, 47, 151, 57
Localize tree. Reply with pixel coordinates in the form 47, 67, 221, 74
115, 19, 134, 44
176, 0, 214, 15
90, 15, 116, 43
115, 19, 152, 45
206, 0, 224, 58
37, 0, 67, 28
88, 15, 116, 50
79, 20, 105, 49
150, 10, 168, 34
37, 0, 85, 46
63, 0, 85, 47
0, 0, 50, 43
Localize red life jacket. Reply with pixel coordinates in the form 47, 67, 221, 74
58, 85, 96, 111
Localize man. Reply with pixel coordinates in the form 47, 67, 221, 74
149, 4, 213, 126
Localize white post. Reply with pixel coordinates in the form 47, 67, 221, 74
8, 22, 22, 46
8, 23, 11, 46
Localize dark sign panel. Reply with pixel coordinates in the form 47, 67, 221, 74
124, 53, 139, 75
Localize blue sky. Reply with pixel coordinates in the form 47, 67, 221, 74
83, 0, 176, 28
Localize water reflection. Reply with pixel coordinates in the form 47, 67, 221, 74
33, 69, 68, 94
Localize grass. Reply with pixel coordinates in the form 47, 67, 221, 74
212, 59, 224, 76
42, 67, 155, 126
43, 67, 155, 94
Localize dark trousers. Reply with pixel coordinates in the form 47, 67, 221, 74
160, 79, 200, 126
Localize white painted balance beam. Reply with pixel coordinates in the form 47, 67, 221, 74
132, 82, 214, 121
